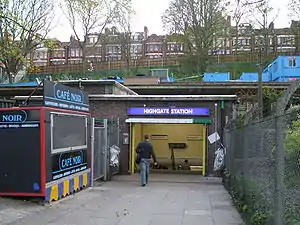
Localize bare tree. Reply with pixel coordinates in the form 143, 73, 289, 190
289, 0, 300, 51
0, 0, 54, 83
230, 0, 251, 56
162, 0, 231, 75
116, 10, 133, 74
246, 0, 279, 61
62, 0, 132, 72
289, 0, 300, 19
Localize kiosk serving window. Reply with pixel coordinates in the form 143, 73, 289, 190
51, 112, 87, 154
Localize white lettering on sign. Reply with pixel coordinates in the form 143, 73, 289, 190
170, 108, 193, 115
2, 115, 22, 122
143, 108, 169, 114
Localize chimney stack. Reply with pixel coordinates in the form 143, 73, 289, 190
144, 26, 149, 39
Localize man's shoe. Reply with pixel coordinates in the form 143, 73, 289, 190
141, 184, 146, 187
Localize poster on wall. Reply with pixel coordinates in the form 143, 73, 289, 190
208, 132, 220, 144
52, 150, 88, 180
43, 79, 90, 112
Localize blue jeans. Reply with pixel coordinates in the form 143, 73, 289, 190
140, 158, 150, 186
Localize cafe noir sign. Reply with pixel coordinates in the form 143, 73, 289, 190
127, 107, 210, 116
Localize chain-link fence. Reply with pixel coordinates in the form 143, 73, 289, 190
223, 107, 300, 225
92, 118, 120, 182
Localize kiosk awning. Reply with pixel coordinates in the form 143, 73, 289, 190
125, 118, 212, 124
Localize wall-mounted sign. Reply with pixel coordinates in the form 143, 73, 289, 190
127, 107, 210, 116
52, 150, 88, 180
0, 110, 40, 128
123, 133, 129, 145
43, 79, 89, 112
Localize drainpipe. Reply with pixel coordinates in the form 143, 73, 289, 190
214, 103, 218, 152
220, 100, 225, 143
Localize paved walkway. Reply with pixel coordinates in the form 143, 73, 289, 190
1, 174, 244, 225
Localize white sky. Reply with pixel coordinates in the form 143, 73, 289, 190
49, 0, 290, 42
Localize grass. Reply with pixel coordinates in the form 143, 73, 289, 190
25, 61, 263, 81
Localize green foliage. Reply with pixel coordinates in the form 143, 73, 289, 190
162, 0, 231, 74
230, 176, 272, 225
284, 117, 300, 189
28, 61, 274, 82
285, 200, 300, 225
179, 55, 207, 75
285, 118, 300, 154
44, 39, 60, 50
237, 115, 246, 128
0, 0, 54, 82
279, 113, 300, 224
262, 87, 282, 117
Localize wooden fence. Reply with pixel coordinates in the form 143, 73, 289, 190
27, 52, 294, 75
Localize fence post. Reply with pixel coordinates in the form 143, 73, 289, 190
229, 121, 236, 175
117, 118, 120, 146
103, 119, 108, 181
242, 126, 247, 181
91, 118, 95, 187
274, 115, 284, 225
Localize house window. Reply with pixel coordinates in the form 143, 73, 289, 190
35, 52, 41, 59
289, 58, 296, 67
130, 45, 142, 54
147, 44, 161, 52
70, 50, 76, 57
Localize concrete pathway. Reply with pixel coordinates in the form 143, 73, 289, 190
2, 174, 244, 225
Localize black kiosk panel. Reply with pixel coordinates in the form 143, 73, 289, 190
0, 109, 42, 195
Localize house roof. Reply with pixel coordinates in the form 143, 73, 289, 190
274, 28, 293, 35
145, 34, 165, 43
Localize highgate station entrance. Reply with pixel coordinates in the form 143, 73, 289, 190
129, 119, 208, 175
87, 94, 237, 176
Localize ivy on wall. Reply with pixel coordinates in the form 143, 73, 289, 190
262, 87, 283, 117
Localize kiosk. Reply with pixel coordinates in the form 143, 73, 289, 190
0, 80, 91, 202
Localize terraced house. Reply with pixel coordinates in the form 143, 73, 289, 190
29, 20, 300, 69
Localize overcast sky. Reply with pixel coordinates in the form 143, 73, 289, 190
49, 0, 290, 41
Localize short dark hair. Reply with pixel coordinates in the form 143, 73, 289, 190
144, 134, 150, 140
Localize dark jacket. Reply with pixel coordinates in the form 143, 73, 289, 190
136, 141, 157, 162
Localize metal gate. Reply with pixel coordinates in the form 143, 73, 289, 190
92, 119, 108, 181
91, 118, 120, 183
107, 118, 120, 177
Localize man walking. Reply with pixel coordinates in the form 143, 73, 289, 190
136, 134, 157, 187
